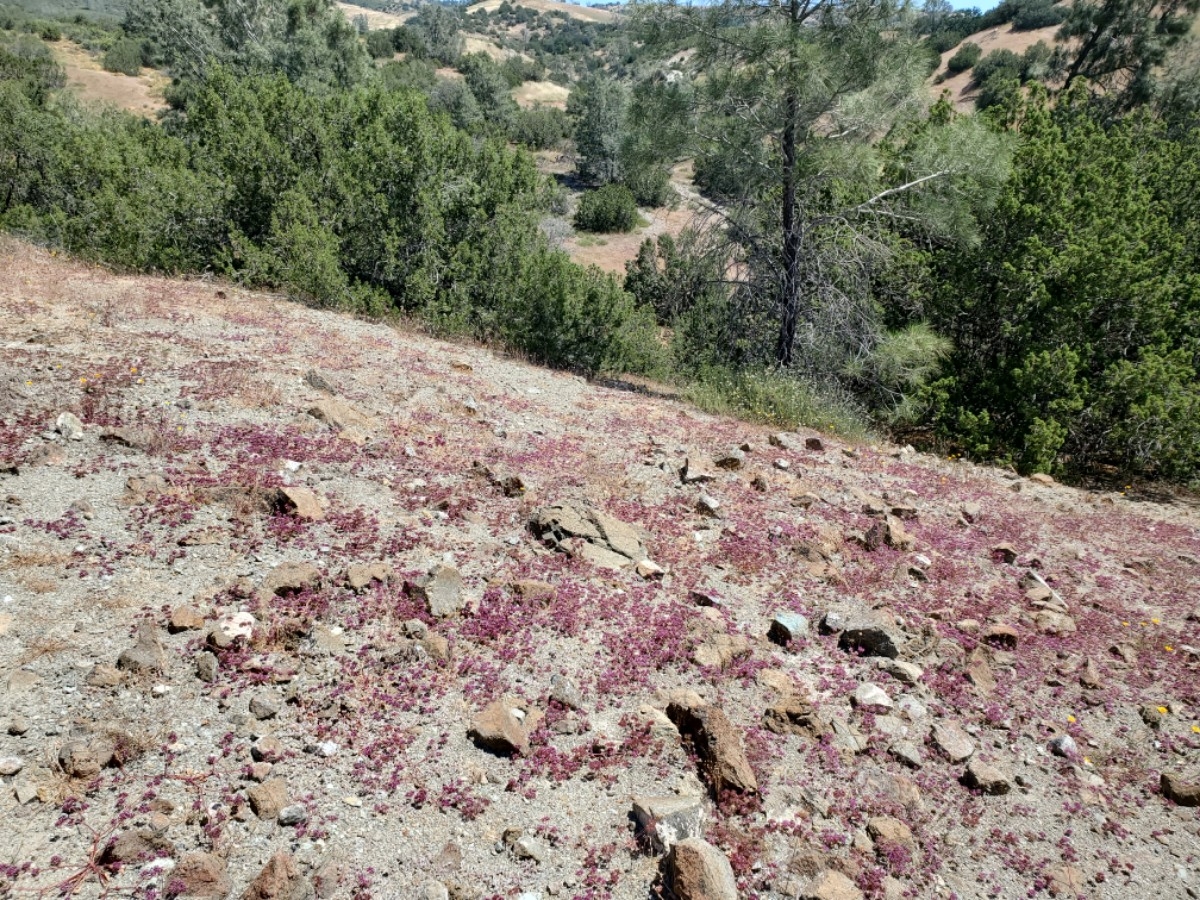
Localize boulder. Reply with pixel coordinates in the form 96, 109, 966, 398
837, 615, 903, 659
768, 612, 809, 646
116, 623, 166, 674
241, 850, 313, 900
1161, 772, 1200, 806
271, 486, 325, 521
529, 502, 649, 568
962, 759, 1011, 795
174, 852, 233, 898
632, 795, 706, 852
666, 697, 758, 796
666, 838, 738, 900
469, 699, 533, 756
262, 562, 320, 597
407, 564, 465, 618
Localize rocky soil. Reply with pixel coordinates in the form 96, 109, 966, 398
1, 238, 1198, 900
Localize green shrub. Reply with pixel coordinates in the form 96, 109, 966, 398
102, 37, 144, 75
973, 49, 1023, 85
683, 367, 870, 439
621, 165, 674, 208
512, 104, 568, 150
365, 29, 394, 59
39, 24, 61, 41
946, 42, 981, 74
1012, 0, 1066, 30
573, 184, 637, 233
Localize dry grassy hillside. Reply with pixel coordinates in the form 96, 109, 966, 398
1, 238, 1198, 899
930, 22, 1061, 110
470, 0, 617, 25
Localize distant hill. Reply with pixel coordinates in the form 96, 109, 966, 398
469, 0, 617, 25
930, 20, 1061, 110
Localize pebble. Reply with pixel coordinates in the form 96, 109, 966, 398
1049, 734, 1078, 757
278, 804, 308, 826
0, 756, 24, 776
851, 682, 893, 710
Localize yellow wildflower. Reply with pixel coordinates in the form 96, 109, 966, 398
1157, 706, 1169, 715
1067, 715, 1077, 724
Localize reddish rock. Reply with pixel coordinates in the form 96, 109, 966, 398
469, 699, 531, 755
247, 779, 289, 819
241, 850, 313, 900
169, 606, 206, 633
666, 838, 738, 900
666, 698, 758, 796
174, 852, 232, 897
982, 623, 1019, 649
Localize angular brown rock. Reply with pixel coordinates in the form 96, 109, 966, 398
241, 850, 314, 900
666, 698, 757, 796
666, 838, 738, 900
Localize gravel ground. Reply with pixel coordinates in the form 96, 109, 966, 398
1, 238, 1198, 900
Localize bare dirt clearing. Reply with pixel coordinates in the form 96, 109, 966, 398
50, 39, 167, 117
1, 239, 1198, 899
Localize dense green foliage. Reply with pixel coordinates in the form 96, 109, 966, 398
0, 46, 660, 375
916, 86, 1200, 479
3, 0, 1200, 484
946, 41, 981, 73
573, 184, 638, 233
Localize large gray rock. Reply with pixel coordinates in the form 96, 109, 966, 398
407, 564, 465, 618
117, 623, 166, 674
632, 795, 706, 852
530, 502, 649, 569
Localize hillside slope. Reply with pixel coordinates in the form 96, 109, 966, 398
1, 239, 1198, 899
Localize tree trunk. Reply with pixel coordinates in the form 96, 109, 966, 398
775, 0, 802, 368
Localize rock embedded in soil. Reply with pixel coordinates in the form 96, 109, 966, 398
249, 693, 281, 720
666, 697, 758, 796
632, 795, 706, 852
117, 622, 167, 674
344, 561, 391, 592
242, 850, 313, 900
100, 829, 175, 865
529, 501, 650, 569
680, 457, 717, 483
87, 663, 125, 688
713, 447, 745, 470
168, 606, 206, 633
195, 651, 218, 682
1161, 772, 1200, 806
877, 659, 922, 685
277, 804, 307, 827
851, 682, 893, 710
665, 837, 738, 900
1048, 734, 1077, 757
931, 722, 974, 763
837, 614, 903, 659
408, 563, 466, 618
768, 611, 809, 645
0, 756, 23, 776
262, 562, 321, 596
549, 674, 583, 710
469, 698, 533, 756
962, 759, 1012, 795
271, 486, 325, 521
55, 411, 84, 440
247, 778, 289, 819
59, 738, 115, 778
800, 870, 864, 900
175, 852, 233, 898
